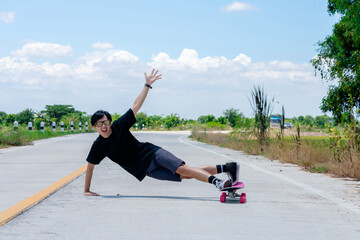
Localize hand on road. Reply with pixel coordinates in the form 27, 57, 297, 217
84, 191, 100, 196
144, 69, 162, 86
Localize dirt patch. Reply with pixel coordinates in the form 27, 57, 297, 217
292, 131, 329, 137
280, 129, 330, 137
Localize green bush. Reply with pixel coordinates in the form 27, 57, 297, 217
0, 130, 27, 146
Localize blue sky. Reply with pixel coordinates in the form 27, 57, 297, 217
0, 0, 339, 119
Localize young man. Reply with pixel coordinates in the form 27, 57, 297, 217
84, 69, 240, 196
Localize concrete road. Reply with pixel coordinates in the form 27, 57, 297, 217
0, 133, 96, 213
1, 132, 360, 239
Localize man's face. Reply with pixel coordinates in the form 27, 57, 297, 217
93, 115, 112, 138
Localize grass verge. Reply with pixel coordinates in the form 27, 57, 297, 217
191, 127, 360, 180
0, 128, 92, 149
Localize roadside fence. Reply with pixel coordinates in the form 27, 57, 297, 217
14, 121, 91, 132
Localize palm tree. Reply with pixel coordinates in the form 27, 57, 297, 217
249, 86, 274, 150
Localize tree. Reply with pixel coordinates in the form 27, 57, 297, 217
148, 115, 163, 128
314, 115, 331, 128
43, 105, 75, 122
135, 112, 148, 128
280, 106, 285, 138
5, 114, 16, 126
15, 109, 35, 125
298, 116, 305, 123
249, 86, 274, 148
223, 108, 242, 127
197, 115, 216, 124
111, 113, 121, 122
0, 111, 6, 124
303, 115, 315, 127
163, 114, 180, 129
234, 113, 248, 128
218, 116, 228, 125
311, 0, 360, 123
290, 117, 298, 125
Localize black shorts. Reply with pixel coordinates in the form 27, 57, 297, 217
146, 148, 185, 182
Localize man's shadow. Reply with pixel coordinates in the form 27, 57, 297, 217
101, 194, 217, 202
100, 194, 243, 204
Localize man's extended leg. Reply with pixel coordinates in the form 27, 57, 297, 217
196, 165, 217, 175
149, 148, 233, 190
176, 164, 231, 190
176, 165, 211, 182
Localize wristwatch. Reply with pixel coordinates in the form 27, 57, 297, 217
145, 84, 152, 89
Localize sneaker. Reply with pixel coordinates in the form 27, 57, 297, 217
215, 179, 232, 190
226, 162, 240, 184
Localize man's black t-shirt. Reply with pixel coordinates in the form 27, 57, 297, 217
86, 108, 160, 181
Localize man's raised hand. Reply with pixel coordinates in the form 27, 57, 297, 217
144, 69, 162, 86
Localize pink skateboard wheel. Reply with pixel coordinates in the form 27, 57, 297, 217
220, 192, 227, 203
240, 193, 246, 204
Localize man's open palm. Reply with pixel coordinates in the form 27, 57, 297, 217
144, 69, 162, 85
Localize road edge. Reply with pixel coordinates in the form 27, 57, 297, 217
0, 164, 87, 227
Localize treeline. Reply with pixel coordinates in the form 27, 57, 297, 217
0, 105, 90, 131
197, 111, 335, 130
135, 110, 335, 131
0, 105, 336, 131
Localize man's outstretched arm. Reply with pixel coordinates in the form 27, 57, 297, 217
131, 69, 162, 115
84, 163, 100, 196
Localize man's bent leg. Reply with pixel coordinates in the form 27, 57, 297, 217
176, 165, 211, 182
197, 165, 217, 175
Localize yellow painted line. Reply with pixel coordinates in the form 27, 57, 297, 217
0, 164, 87, 227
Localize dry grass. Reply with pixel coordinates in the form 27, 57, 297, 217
191, 128, 360, 180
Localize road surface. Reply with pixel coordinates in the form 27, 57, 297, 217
0, 132, 360, 239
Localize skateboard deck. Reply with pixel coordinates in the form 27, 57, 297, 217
220, 182, 246, 203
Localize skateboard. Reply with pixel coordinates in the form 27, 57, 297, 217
220, 182, 246, 203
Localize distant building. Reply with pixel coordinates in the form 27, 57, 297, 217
270, 116, 281, 128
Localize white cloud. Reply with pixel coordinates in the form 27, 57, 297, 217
146, 49, 318, 98
0, 12, 15, 23
1, 47, 316, 86
0, 47, 325, 118
106, 50, 139, 63
222, 2, 258, 12
149, 49, 250, 72
92, 42, 114, 50
233, 53, 251, 66
41, 62, 71, 77
11, 42, 73, 58
1, 45, 142, 87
